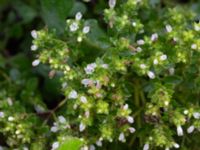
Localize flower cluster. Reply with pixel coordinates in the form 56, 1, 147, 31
31, 0, 200, 149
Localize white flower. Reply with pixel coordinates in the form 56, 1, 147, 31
79, 123, 86, 132
191, 44, 197, 49
7, 97, 13, 106
140, 64, 146, 69
165, 147, 170, 150
136, 47, 142, 52
84, 63, 97, 74
89, 145, 95, 150
81, 79, 92, 87
127, 116, 134, 123
58, 115, 66, 123
132, 22, 137, 27
118, 132, 126, 142
80, 96, 88, 103
31, 30, 37, 39
31, 45, 38, 51
187, 125, 195, 134
32, 59, 40, 67
129, 127, 136, 133
123, 104, 129, 110
147, 71, 155, 79
51, 126, 58, 133
96, 140, 102, 147
137, 39, 145, 45
68, 90, 78, 99
75, 12, 82, 21
166, 24, 172, 33
52, 141, 59, 150
173, 143, 180, 149
153, 59, 158, 65
143, 143, 149, 150
193, 112, 200, 119
109, 0, 116, 9
70, 22, 79, 32
8, 116, 14, 121
160, 54, 167, 61
177, 125, 183, 136
83, 26, 90, 34
23, 147, 29, 150
151, 33, 158, 41
0, 146, 3, 150
0, 112, 4, 118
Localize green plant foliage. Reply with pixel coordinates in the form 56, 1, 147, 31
1, 0, 200, 150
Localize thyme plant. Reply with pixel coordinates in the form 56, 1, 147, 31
1, 0, 200, 150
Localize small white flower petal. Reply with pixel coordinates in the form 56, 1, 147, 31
151, 33, 158, 41
0, 112, 4, 118
129, 127, 136, 133
52, 141, 59, 150
70, 22, 79, 32
31, 30, 37, 39
147, 71, 155, 79
143, 143, 149, 150
177, 125, 183, 136
140, 64, 146, 69
32, 59, 40, 67
79, 123, 86, 132
193, 112, 200, 119
127, 116, 134, 123
160, 54, 167, 61
137, 39, 145, 45
173, 143, 180, 149
58, 116, 66, 124
31, 45, 38, 51
153, 59, 158, 65
109, 0, 116, 8
89, 145, 95, 150
191, 44, 197, 49
68, 90, 78, 99
51, 126, 58, 133
118, 132, 126, 142
80, 96, 87, 103
166, 24, 172, 33
187, 125, 195, 134
75, 12, 82, 20
96, 140, 102, 147
83, 26, 90, 34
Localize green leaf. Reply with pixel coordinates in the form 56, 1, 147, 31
58, 137, 84, 150
41, 0, 74, 33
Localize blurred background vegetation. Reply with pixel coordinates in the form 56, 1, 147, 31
1, 0, 200, 149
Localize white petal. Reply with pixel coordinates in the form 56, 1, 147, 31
127, 116, 134, 123
140, 64, 146, 69
32, 59, 40, 67
118, 133, 126, 142
129, 127, 136, 133
89, 145, 95, 150
143, 143, 149, 150
75, 12, 82, 20
166, 25, 172, 33
177, 126, 183, 136
0, 112, 4, 118
96, 140, 102, 147
160, 54, 167, 61
79, 123, 86, 132
147, 71, 155, 79
68, 90, 78, 99
31, 45, 38, 51
109, 0, 116, 8
173, 143, 180, 149
58, 116, 66, 123
80, 96, 88, 103
151, 33, 158, 41
52, 141, 59, 150
31, 30, 37, 39
51, 126, 58, 133
137, 39, 145, 45
193, 112, 200, 119
187, 125, 195, 134
83, 26, 90, 34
